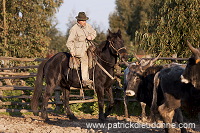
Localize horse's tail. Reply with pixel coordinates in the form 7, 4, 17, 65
31, 59, 47, 115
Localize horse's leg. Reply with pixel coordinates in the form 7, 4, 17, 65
104, 87, 114, 119
62, 88, 78, 120
96, 86, 105, 122
41, 84, 55, 121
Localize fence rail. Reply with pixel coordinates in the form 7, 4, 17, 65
0, 56, 46, 61
0, 56, 102, 113
0, 65, 38, 70
142, 57, 188, 61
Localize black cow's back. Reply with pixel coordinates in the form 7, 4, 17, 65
137, 65, 163, 107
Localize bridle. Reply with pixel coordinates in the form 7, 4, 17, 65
97, 40, 126, 66
88, 40, 126, 66
109, 41, 126, 55
87, 40, 126, 80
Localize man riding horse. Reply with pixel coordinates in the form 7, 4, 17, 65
31, 12, 127, 121
66, 12, 97, 87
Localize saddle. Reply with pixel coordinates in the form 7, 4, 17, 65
69, 56, 80, 69
68, 56, 93, 89
69, 50, 94, 70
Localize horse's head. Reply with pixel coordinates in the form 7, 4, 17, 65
107, 29, 127, 61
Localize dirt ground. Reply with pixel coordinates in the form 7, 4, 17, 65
0, 113, 200, 133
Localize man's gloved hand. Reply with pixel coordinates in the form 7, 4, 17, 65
86, 36, 92, 40
71, 52, 75, 56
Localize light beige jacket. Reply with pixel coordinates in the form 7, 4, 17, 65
66, 23, 97, 57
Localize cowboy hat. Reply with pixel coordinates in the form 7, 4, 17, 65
75, 12, 89, 21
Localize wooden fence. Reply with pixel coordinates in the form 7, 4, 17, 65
0, 56, 188, 113
0, 56, 101, 113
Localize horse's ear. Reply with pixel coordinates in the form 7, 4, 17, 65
107, 29, 112, 40
117, 29, 122, 38
108, 29, 112, 35
117, 29, 121, 35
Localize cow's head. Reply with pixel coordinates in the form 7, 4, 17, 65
181, 41, 200, 89
124, 54, 160, 96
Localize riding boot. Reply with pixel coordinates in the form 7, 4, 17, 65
82, 80, 93, 88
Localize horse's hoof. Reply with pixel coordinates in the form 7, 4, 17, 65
44, 117, 50, 122
68, 115, 78, 121
33, 111, 39, 116
104, 113, 109, 119
41, 112, 48, 120
99, 119, 105, 123
99, 117, 107, 123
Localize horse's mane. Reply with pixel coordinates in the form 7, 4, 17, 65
94, 30, 122, 55
95, 40, 108, 55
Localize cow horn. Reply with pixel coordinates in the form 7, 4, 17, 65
187, 41, 200, 56
142, 53, 161, 70
122, 58, 130, 67
150, 52, 162, 65
134, 53, 141, 61
141, 60, 151, 70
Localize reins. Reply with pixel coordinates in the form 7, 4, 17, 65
94, 53, 114, 66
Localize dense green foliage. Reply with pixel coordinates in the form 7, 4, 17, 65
47, 24, 68, 52
109, 0, 152, 53
0, 0, 63, 58
109, 0, 200, 57
137, 0, 200, 57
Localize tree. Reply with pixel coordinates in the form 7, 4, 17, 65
92, 22, 106, 44
109, 11, 130, 45
47, 23, 67, 53
0, 0, 63, 58
109, 0, 199, 57
109, 0, 152, 53
136, 0, 200, 57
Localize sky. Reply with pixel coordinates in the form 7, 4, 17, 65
55, 0, 116, 34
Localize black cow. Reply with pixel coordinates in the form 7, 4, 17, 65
151, 41, 200, 133
124, 55, 163, 120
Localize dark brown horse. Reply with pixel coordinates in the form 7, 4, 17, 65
31, 29, 127, 121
